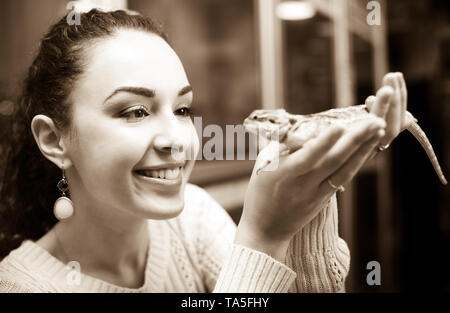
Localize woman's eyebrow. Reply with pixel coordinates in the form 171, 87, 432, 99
103, 87, 155, 104
103, 85, 192, 104
178, 85, 193, 96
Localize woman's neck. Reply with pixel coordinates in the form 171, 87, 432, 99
40, 203, 150, 288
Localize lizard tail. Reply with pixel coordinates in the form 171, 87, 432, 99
405, 113, 447, 185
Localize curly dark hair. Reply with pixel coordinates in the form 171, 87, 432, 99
0, 9, 169, 259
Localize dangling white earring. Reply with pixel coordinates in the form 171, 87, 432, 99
53, 166, 74, 221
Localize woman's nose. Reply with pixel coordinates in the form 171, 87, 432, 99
153, 134, 185, 154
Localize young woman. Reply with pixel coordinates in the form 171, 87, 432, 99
0, 9, 406, 292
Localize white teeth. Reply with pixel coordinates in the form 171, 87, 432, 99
165, 169, 174, 180
166, 167, 180, 180
139, 167, 183, 180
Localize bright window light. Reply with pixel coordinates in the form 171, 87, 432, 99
276, 1, 316, 21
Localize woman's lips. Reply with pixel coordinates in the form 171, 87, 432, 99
135, 166, 183, 180
133, 166, 184, 187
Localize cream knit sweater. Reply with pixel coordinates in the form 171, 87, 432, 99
0, 184, 350, 293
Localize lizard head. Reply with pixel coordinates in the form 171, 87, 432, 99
243, 109, 296, 141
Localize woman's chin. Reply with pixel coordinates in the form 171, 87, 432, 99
135, 193, 185, 220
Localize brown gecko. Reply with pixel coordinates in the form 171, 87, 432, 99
243, 104, 447, 185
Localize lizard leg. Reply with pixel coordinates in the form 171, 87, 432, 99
255, 160, 273, 175
255, 143, 290, 175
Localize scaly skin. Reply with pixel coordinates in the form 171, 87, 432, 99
243, 105, 447, 185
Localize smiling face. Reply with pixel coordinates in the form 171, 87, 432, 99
64, 29, 199, 220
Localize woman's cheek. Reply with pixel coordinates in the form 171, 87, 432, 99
73, 126, 144, 182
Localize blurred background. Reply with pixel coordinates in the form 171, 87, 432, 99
0, 0, 449, 292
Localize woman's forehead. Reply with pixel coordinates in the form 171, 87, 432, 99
79, 29, 189, 94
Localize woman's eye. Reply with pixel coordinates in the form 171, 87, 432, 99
120, 106, 150, 121
175, 107, 194, 117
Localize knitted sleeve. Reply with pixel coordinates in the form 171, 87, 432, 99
285, 194, 351, 292
192, 185, 350, 293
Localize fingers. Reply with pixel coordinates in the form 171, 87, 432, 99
398, 72, 408, 125
365, 95, 376, 111
382, 73, 402, 144
283, 125, 345, 175
370, 85, 393, 119
311, 116, 385, 183
318, 128, 385, 196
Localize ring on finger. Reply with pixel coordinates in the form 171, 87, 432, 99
377, 143, 390, 152
327, 178, 345, 192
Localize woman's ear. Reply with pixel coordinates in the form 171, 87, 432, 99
30, 115, 72, 169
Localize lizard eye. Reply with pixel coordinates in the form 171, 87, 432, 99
253, 115, 258, 120
269, 119, 275, 123
289, 118, 296, 125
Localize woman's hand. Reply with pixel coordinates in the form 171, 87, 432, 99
236, 117, 386, 261
366, 72, 408, 148
236, 72, 407, 262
